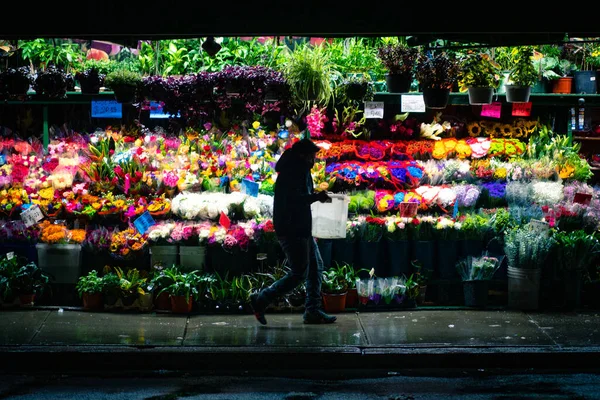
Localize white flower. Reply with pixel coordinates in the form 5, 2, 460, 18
285, 120, 292, 128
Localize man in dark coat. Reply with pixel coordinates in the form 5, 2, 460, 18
250, 138, 336, 325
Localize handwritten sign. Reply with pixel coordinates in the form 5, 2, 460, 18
512, 102, 532, 117
6, 252, 14, 260
364, 101, 384, 119
20, 205, 44, 228
481, 102, 502, 118
219, 211, 231, 230
91, 100, 122, 119
133, 211, 156, 235
401, 95, 426, 113
241, 179, 259, 197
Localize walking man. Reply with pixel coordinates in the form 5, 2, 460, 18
250, 138, 336, 325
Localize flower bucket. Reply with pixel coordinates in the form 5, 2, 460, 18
179, 245, 206, 272
311, 194, 350, 239
436, 240, 459, 280
332, 240, 355, 266
551, 77, 573, 94
563, 270, 582, 311
322, 292, 347, 313
467, 87, 494, 105
463, 280, 489, 308
574, 71, 597, 94
508, 266, 541, 310
82, 292, 103, 310
386, 73, 412, 93
358, 241, 384, 277
386, 240, 411, 277
36, 244, 82, 284
460, 240, 484, 259
422, 88, 450, 109
411, 241, 435, 276
150, 245, 179, 269
209, 245, 255, 276
155, 292, 171, 310
171, 295, 193, 314
504, 85, 531, 103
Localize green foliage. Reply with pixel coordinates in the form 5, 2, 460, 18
79, 59, 120, 75
19, 39, 85, 72
159, 270, 212, 302
459, 52, 502, 88
415, 52, 460, 89
104, 69, 142, 89
115, 267, 147, 296
553, 230, 600, 272
507, 46, 538, 87
102, 272, 121, 295
504, 223, 555, 269
11, 260, 51, 296
76, 270, 104, 297
0, 256, 25, 300
321, 263, 348, 294
456, 255, 503, 281
376, 42, 419, 75
326, 38, 386, 79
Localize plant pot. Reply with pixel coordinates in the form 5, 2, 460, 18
79, 80, 101, 95
437, 240, 460, 280
387, 240, 411, 277
317, 239, 333, 270
332, 240, 355, 267
19, 293, 35, 306
504, 85, 531, 103
422, 88, 450, 109
386, 73, 412, 93
103, 293, 119, 308
155, 292, 171, 310
563, 270, 582, 311
345, 82, 368, 101
138, 292, 154, 311
112, 85, 137, 104
345, 288, 358, 308
411, 241, 435, 276
574, 71, 597, 94
508, 266, 541, 310
179, 245, 206, 272
467, 87, 494, 105
531, 79, 549, 93
150, 245, 179, 269
82, 292, 103, 310
358, 241, 384, 277
322, 292, 347, 313
551, 77, 573, 94
171, 295, 193, 314
463, 280, 489, 308
121, 293, 138, 307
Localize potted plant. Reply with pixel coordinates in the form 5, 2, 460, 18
115, 267, 147, 309
102, 271, 121, 309
549, 59, 576, 94
0, 67, 32, 97
505, 46, 538, 103
33, 65, 69, 99
75, 68, 105, 95
138, 281, 155, 312
283, 44, 338, 110
415, 52, 460, 109
553, 230, 599, 310
76, 270, 104, 310
341, 263, 368, 309
321, 265, 348, 313
104, 69, 141, 104
12, 260, 51, 306
504, 223, 555, 310
150, 265, 181, 310
0, 255, 20, 307
338, 74, 374, 103
459, 52, 502, 105
159, 270, 204, 314
408, 260, 432, 306
376, 43, 419, 93
456, 254, 504, 308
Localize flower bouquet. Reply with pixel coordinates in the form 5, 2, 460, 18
110, 227, 148, 260
161, 170, 179, 198
147, 196, 171, 218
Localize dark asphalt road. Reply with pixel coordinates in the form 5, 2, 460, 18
0, 370, 599, 399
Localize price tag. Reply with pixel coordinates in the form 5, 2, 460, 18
452, 200, 459, 219
364, 101, 384, 119
241, 179, 259, 197
574, 192, 593, 205
133, 211, 156, 235
20, 205, 44, 228
91, 100, 122, 119
0, 155, 6, 166
401, 95, 426, 113
511, 102, 532, 117
219, 211, 231, 230
530, 219, 550, 235
6, 252, 14, 260
481, 102, 502, 118
148, 101, 181, 119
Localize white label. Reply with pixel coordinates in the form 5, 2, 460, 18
20, 205, 44, 228
6, 252, 14, 260
401, 95, 426, 113
364, 101, 384, 119
591, 76, 596, 81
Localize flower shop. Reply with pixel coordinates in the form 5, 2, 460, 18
1, 36, 600, 314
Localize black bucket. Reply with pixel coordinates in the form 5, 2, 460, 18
463, 280, 489, 308
467, 87, 494, 105
386, 73, 412, 93
574, 71, 597, 94
422, 88, 450, 109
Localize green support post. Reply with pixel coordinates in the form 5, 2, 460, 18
43, 105, 49, 151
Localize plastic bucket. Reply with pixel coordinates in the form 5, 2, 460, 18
505, 85, 531, 103
386, 73, 412, 93
179, 245, 206, 272
311, 194, 350, 239
36, 244, 81, 284
467, 87, 494, 105
150, 245, 179, 269
422, 88, 450, 109
463, 280, 489, 308
574, 71, 597, 94
507, 266, 541, 310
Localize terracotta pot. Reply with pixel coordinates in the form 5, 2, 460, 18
346, 288, 358, 308
322, 292, 347, 313
19, 293, 35, 306
82, 292, 103, 310
552, 77, 573, 94
155, 292, 171, 310
170, 295, 193, 314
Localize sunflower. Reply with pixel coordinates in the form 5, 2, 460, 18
501, 124, 513, 138
491, 123, 503, 138
525, 120, 538, 134
467, 122, 482, 137
513, 126, 524, 138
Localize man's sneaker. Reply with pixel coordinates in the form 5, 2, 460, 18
249, 293, 267, 325
303, 309, 337, 324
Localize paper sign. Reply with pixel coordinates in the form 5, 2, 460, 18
401, 95, 426, 113
6, 252, 14, 260
512, 102, 532, 117
481, 102, 502, 118
241, 179, 259, 197
574, 193, 593, 205
91, 100, 122, 119
148, 101, 180, 119
219, 211, 231, 230
530, 219, 550, 235
452, 200, 459, 219
20, 205, 44, 228
399, 202, 418, 218
364, 101, 384, 119
133, 211, 156, 235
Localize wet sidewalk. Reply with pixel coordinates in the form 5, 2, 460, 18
1, 308, 599, 373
